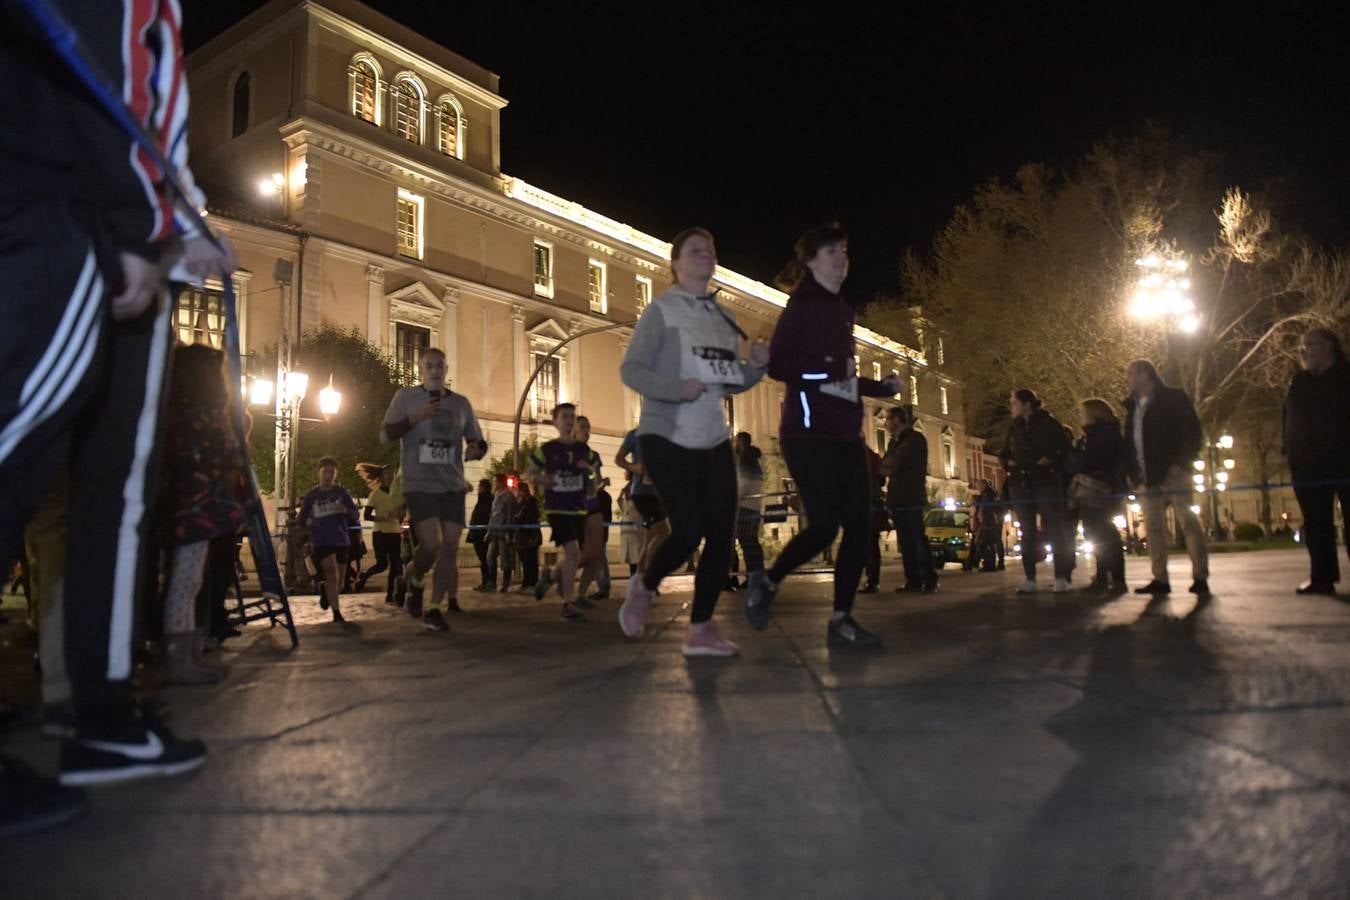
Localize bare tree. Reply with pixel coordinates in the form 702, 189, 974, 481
871, 132, 1350, 444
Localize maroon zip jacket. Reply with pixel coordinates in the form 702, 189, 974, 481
767, 271, 898, 442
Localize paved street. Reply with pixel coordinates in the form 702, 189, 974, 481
2, 548, 1348, 898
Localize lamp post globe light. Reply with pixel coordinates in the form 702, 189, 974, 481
1198, 433, 1235, 539
1128, 249, 1197, 382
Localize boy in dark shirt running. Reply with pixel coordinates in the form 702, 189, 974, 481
527, 404, 593, 620
300, 457, 359, 623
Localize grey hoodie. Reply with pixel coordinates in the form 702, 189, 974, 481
620, 287, 765, 449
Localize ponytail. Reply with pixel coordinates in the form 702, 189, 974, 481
777, 222, 849, 293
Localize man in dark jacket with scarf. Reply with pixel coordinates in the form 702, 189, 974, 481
880, 406, 937, 592
1283, 328, 1350, 595
1122, 360, 1208, 596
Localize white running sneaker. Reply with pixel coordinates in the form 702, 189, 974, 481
1016, 580, 1037, 594
618, 576, 653, 638
682, 622, 740, 657
1053, 578, 1069, 593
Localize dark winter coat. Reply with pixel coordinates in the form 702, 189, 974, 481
1283, 360, 1350, 478
1121, 386, 1203, 487
1076, 420, 1126, 490
999, 409, 1071, 488
880, 427, 929, 509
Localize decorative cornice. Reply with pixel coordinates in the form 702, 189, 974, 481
366, 264, 385, 284
272, 116, 932, 370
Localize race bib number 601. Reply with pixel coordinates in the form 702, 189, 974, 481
419, 440, 454, 464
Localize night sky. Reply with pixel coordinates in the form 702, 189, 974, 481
183, 1, 1348, 304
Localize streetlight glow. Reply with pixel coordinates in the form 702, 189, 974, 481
1194, 459, 1206, 471
319, 375, 342, 416
281, 371, 309, 404
1218, 434, 1234, 450
1223, 458, 1235, 470
1190, 505, 1202, 515
250, 378, 274, 407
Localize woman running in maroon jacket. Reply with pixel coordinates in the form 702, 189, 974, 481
744, 223, 902, 648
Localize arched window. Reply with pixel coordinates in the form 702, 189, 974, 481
231, 71, 250, 138
349, 54, 382, 124
392, 74, 425, 144
436, 95, 465, 159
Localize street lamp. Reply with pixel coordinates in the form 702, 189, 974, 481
1129, 249, 1197, 379
1200, 433, 1236, 538
1129, 252, 1197, 326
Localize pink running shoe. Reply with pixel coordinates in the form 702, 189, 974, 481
682, 622, 740, 657
618, 576, 653, 638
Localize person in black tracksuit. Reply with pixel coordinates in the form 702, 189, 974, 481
1073, 399, 1127, 592
0, 0, 232, 801
1283, 327, 1350, 595
1000, 389, 1073, 591
880, 405, 937, 592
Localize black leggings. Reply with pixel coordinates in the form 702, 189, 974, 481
639, 436, 737, 624
362, 532, 403, 595
769, 439, 871, 614
735, 509, 765, 573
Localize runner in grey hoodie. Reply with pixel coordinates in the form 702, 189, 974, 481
617, 227, 769, 656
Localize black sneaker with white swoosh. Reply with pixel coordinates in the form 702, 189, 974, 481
59, 707, 206, 787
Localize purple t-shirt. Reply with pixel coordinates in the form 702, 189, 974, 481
300, 486, 359, 548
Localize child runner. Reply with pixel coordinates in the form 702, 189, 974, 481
299, 457, 360, 623
528, 403, 593, 620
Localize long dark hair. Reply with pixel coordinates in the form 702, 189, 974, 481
170, 343, 228, 413
775, 222, 848, 292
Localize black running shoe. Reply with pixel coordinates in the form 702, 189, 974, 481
827, 616, 882, 649
59, 709, 206, 787
318, 587, 329, 611
858, 584, 879, 594
0, 755, 87, 838
572, 594, 596, 610
406, 581, 425, 619
560, 602, 585, 621
332, 609, 346, 624
423, 609, 449, 632
1135, 580, 1171, 595
1189, 580, 1211, 596
744, 571, 777, 631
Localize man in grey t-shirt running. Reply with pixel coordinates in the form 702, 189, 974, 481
380, 348, 486, 631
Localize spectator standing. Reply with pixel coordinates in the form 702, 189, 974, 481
1000, 389, 1073, 593
1283, 327, 1350, 595
880, 406, 937, 593
1122, 360, 1208, 596
1071, 399, 1127, 592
